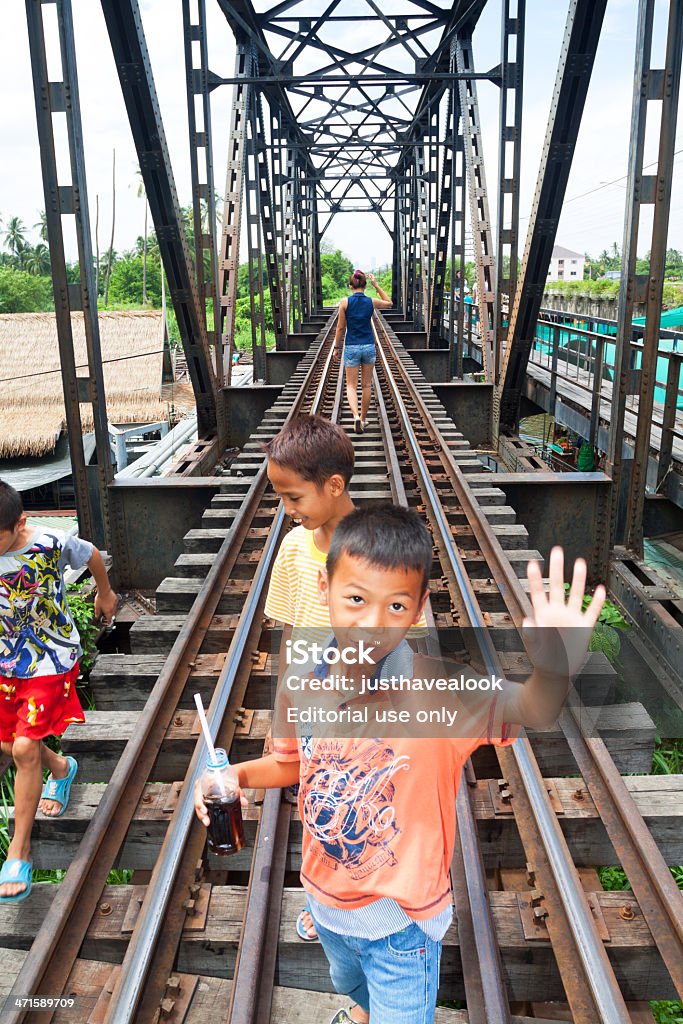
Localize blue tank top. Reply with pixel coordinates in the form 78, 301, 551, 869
344, 292, 375, 347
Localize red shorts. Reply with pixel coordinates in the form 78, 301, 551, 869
0, 664, 85, 743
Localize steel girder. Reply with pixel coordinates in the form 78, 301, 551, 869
25, 0, 112, 549
428, 89, 456, 347
218, 0, 489, 313
494, 0, 526, 385
243, 77, 277, 381
415, 142, 431, 331
182, 0, 222, 385
253, 95, 287, 353
218, 42, 252, 384
448, 80, 467, 378
607, 0, 683, 554
100, 0, 220, 438
496, 0, 608, 435
455, 34, 495, 380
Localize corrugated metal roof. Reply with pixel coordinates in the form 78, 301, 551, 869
0, 433, 97, 492
27, 514, 78, 534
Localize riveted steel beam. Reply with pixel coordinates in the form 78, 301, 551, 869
455, 33, 495, 381
182, 0, 222, 386
607, 0, 683, 553
428, 89, 456, 347
494, 0, 525, 385
100, 0, 219, 439
217, 42, 253, 385
496, 0, 608, 436
26, 0, 113, 548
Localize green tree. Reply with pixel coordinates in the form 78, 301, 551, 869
4, 216, 26, 261
34, 210, 48, 242
665, 248, 682, 277
107, 251, 162, 307
22, 243, 51, 276
134, 169, 149, 305
320, 249, 353, 301
0, 266, 53, 312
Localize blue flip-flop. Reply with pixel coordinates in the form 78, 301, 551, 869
0, 858, 33, 903
40, 756, 78, 817
295, 909, 319, 942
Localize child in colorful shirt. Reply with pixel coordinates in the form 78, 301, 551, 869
197, 505, 604, 1022
0, 480, 117, 901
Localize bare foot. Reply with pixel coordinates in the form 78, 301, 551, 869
299, 909, 318, 939
38, 755, 70, 816
0, 842, 31, 898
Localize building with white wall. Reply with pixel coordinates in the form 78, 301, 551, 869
547, 245, 585, 282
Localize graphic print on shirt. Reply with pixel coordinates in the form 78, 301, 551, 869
301, 738, 410, 881
0, 542, 78, 676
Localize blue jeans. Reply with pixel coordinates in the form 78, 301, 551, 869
344, 344, 376, 367
312, 916, 442, 1023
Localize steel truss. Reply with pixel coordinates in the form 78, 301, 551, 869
494, 0, 525, 384
496, 0, 608, 435
607, 0, 683, 553
100, 0, 221, 440
25, 0, 112, 548
22, 0, 681, 520
182, 0, 222, 385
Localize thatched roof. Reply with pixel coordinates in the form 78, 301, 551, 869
0, 310, 191, 458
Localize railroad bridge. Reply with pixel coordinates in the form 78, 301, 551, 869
2, 1, 683, 1022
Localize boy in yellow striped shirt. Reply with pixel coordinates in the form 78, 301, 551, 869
263, 415, 356, 939
262, 415, 428, 939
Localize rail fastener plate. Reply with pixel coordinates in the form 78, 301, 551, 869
488, 779, 565, 815
517, 891, 610, 942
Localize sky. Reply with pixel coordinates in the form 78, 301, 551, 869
1, 0, 681, 270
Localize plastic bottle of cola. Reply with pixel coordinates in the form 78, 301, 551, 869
200, 748, 246, 855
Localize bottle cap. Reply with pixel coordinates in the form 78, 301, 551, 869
206, 747, 229, 769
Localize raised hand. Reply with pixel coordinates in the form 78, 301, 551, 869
523, 546, 606, 679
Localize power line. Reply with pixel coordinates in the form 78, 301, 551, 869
519, 149, 683, 223
0, 347, 168, 387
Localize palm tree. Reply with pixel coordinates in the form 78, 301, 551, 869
34, 210, 48, 242
4, 216, 27, 260
23, 243, 51, 276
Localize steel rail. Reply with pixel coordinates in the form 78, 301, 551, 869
563, 718, 683, 997
374, 320, 633, 1024
5, 320, 338, 1024
105, 325, 341, 1023
378, 318, 683, 1005
372, 320, 509, 1024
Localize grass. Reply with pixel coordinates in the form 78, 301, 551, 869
0, 760, 131, 887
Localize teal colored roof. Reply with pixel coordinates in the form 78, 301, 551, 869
27, 514, 78, 534
632, 306, 683, 328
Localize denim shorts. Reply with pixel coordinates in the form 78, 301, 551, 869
312, 916, 442, 1023
344, 344, 376, 367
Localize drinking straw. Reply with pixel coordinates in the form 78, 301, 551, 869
194, 692, 220, 764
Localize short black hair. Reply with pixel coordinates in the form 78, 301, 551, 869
261, 414, 354, 487
0, 480, 24, 532
327, 505, 432, 592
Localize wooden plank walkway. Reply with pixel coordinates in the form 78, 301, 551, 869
526, 354, 683, 465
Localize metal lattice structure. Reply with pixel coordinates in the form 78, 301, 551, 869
24, 0, 683, 557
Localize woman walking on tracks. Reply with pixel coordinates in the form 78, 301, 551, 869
333, 269, 392, 434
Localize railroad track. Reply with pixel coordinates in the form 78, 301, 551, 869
1, 314, 681, 1024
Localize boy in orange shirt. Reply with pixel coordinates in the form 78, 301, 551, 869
196, 505, 604, 1023
263, 416, 426, 941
